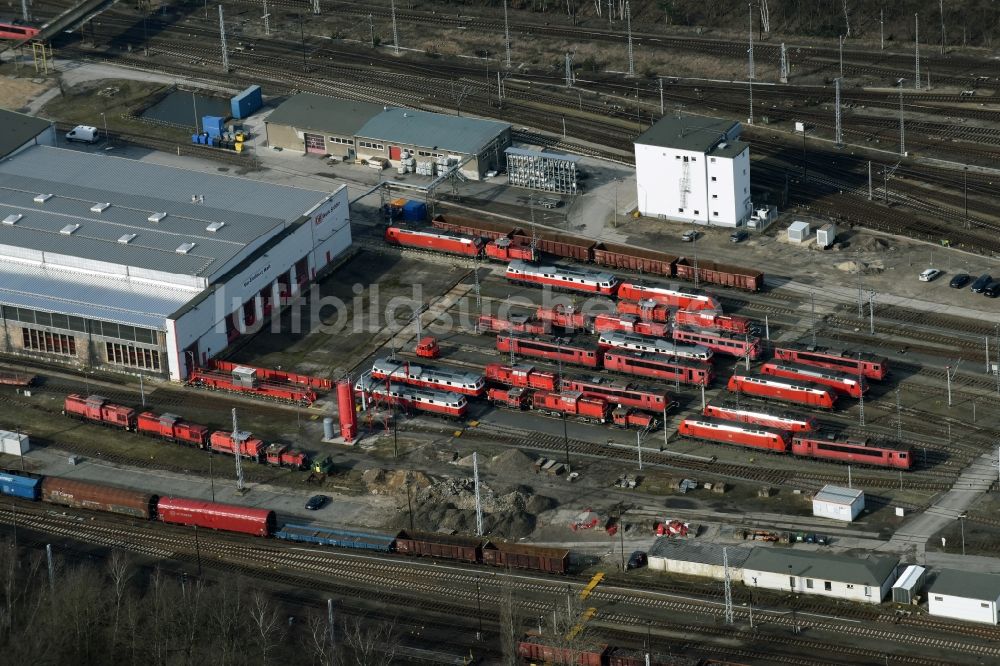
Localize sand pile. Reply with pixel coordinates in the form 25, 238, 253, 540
362, 468, 432, 495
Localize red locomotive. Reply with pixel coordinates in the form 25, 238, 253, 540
676, 309, 756, 335
64, 394, 137, 431
703, 400, 816, 433
598, 331, 713, 361
535, 304, 590, 331
485, 236, 535, 262
484, 363, 558, 390
477, 313, 549, 335
530, 391, 658, 429
617, 282, 720, 311
209, 430, 266, 460
560, 376, 673, 413
354, 373, 468, 419
371, 357, 485, 396
137, 412, 209, 447
384, 226, 483, 257
593, 313, 670, 338
677, 417, 790, 453
506, 260, 619, 296
603, 350, 714, 386
496, 334, 600, 368
615, 299, 672, 323
487, 386, 531, 409
760, 361, 867, 398
727, 373, 837, 409
792, 434, 912, 470
672, 327, 762, 360
773, 343, 888, 381
264, 443, 309, 469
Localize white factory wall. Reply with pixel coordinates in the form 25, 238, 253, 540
742, 567, 890, 604
648, 556, 735, 581
705, 149, 751, 227
813, 498, 863, 522
929, 593, 999, 625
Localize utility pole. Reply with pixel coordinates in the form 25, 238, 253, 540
880, 9, 884, 50
867, 161, 872, 200
659, 77, 664, 115
565, 52, 574, 87
811, 291, 816, 347
503, 0, 511, 68
473, 452, 484, 536
857, 356, 865, 426
747, 3, 754, 125
263, 0, 270, 36
779, 43, 788, 83
939, 0, 945, 54
899, 82, 906, 155
626, 0, 634, 77
857, 251, 863, 317
636, 431, 643, 470
218, 4, 228, 73
327, 599, 335, 658
232, 408, 245, 492
391, 0, 399, 55
834, 78, 843, 146
896, 388, 902, 440
723, 547, 734, 624
915, 13, 921, 89
838, 34, 844, 78
868, 290, 876, 335
368, 13, 374, 47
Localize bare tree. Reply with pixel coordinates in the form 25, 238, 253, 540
497, 573, 520, 666
306, 612, 333, 666
340, 616, 400, 666
842, 0, 851, 37
249, 590, 285, 666
107, 549, 131, 660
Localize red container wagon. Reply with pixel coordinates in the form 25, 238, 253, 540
760, 361, 867, 398
487, 386, 530, 409
496, 334, 600, 368
617, 282, 720, 311
593, 313, 670, 338
672, 327, 762, 360
560, 377, 673, 413
482, 541, 569, 574
607, 648, 702, 666
137, 412, 210, 447
604, 350, 714, 386
187, 367, 317, 404
370, 357, 485, 396
477, 313, 549, 335
616, 299, 672, 323
675, 257, 764, 292
703, 400, 817, 433
676, 309, 756, 335
592, 242, 678, 277
535, 304, 591, 331
394, 529, 483, 563
677, 417, 790, 453
209, 430, 266, 460
727, 373, 837, 409
384, 226, 484, 257
792, 434, 912, 470
157, 496, 276, 537
518, 636, 607, 666
511, 228, 595, 263
431, 214, 517, 240
354, 373, 468, 418
532, 390, 610, 423
485, 363, 558, 390
506, 261, 619, 296
64, 394, 137, 431
485, 235, 536, 262
598, 331, 713, 361
40, 477, 158, 520
773, 343, 888, 381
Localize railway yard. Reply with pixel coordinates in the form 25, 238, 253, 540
2, 1, 1000, 664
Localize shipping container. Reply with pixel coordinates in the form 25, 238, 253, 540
274, 524, 396, 551
0, 470, 40, 500
0, 429, 29, 456
482, 541, 569, 574
230, 85, 263, 119
40, 477, 157, 519
157, 496, 276, 536
394, 530, 482, 562
202, 115, 225, 138
675, 258, 763, 292
593, 242, 677, 277
401, 200, 427, 222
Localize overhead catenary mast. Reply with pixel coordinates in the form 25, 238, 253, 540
218, 4, 228, 73
231, 408, 245, 492
503, 0, 511, 68
747, 2, 754, 124
779, 43, 788, 83
391, 0, 399, 55
914, 13, 921, 89
625, 0, 634, 77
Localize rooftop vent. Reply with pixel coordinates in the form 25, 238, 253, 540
60, 224, 80, 235
90, 202, 111, 213
175, 242, 196, 254
33, 194, 52, 204
718, 142, 728, 149
206, 221, 225, 232
148, 212, 168, 223
191, 195, 204, 204
2, 214, 22, 226
117, 233, 137, 244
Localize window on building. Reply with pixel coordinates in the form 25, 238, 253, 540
824, 581, 832, 591
711, 176, 717, 182
864, 586, 871, 597
713, 212, 719, 217
846, 584, 855, 589
710, 157, 716, 163
675, 155, 680, 160
743, 169, 747, 175
934, 596, 943, 601
105, 343, 161, 371
693, 210, 699, 215
806, 579, 814, 589
789, 577, 796, 588
712, 194, 718, 199
22, 327, 76, 356
678, 208, 684, 213
982, 602, 990, 608
691, 157, 696, 161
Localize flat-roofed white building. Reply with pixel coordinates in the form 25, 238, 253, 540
741, 548, 898, 604
812, 484, 865, 522
928, 569, 1000, 624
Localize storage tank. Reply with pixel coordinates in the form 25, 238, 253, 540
323, 417, 335, 440
337, 380, 357, 443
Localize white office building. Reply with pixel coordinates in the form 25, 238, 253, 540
634, 115, 751, 227
812, 485, 865, 522
741, 549, 898, 604
928, 569, 1000, 624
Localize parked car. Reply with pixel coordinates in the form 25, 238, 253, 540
681, 230, 700, 242
626, 550, 647, 570
971, 274, 993, 293
305, 495, 329, 510
65, 125, 99, 143
730, 229, 749, 243
949, 273, 971, 289
918, 268, 942, 282
984, 281, 1000, 298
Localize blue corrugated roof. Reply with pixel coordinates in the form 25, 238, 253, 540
357, 107, 509, 155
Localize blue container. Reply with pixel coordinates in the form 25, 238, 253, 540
0, 471, 40, 501
202, 115, 225, 138
402, 200, 427, 222
274, 524, 395, 552
192, 133, 200, 144
231, 85, 263, 119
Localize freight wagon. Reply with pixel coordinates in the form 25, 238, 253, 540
511, 228, 594, 263
482, 541, 569, 574
603, 350, 714, 386
677, 417, 790, 453
496, 335, 601, 368
0, 371, 35, 387
431, 213, 518, 240
274, 525, 396, 551
384, 226, 484, 257
395, 530, 483, 563
773, 344, 888, 381
518, 636, 607, 666
592, 242, 677, 277
477, 314, 550, 335
560, 377, 672, 413
598, 331, 713, 361
371, 357, 485, 396
137, 412, 209, 447
792, 434, 912, 470
158, 496, 276, 537
64, 394, 137, 430
675, 310, 756, 335
617, 283, 720, 311
41, 477, 158, 519
703, 400, 817, 433
188, 365, 318, 404
671, 327, 761, 360
674, 258, 763, 292
727, 373, 837, 409
507, 261, 619, 296
485, 363, 559, 391
760, 361, 867, 398
0, 470, 40, 500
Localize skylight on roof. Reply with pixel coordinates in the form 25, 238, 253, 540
206, 221, 225, 232
33, 194, 52, 204
2, 214, 22, 226
118, 233, 137, 244
148, 212, 167, 223
176, 242, 197, 254
60, 224, 80, 235
90, 203, 111, 213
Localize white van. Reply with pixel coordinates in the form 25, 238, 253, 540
65, 125, 99, 143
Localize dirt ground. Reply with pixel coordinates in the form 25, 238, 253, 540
0, 74, 52, 111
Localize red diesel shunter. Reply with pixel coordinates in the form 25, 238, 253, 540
532, 390, 609, 423
137, 412, 209, 447
615, 298, 672, 323
603, 350, 714, 386
760, 361, 868, 398
593, 313, 670, 338
487, 386, 530, 410
792, 434, 912, 470
209, 430, 266, 460
612, 408, 660, 430
383, 226, 484, 257
157, 496, 276, 537
476, 313, 549, 335
496, 334, 600, 368
484, 363, 558, 391
560, 376, 672, 413
506, 261, 619, 296
677, 417, 790, 453
64, 394, 137, 431
617, 282, 720, 311
675, 309, 756, 335
703, 400, 816, 433
265, 443, 308, 469
485, 236, 536, 262
773, 343, 888, 381
727, 373, 837, 409
535, 304, 591, 331
672, 327, 762, 360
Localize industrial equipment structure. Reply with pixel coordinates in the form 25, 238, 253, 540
504, 147, 580, 194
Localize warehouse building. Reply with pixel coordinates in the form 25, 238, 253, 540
263, 93, 384, 159
741, 549, 898, 604
648, 538, 751, 581
0, 109, 55, 159
812, 485, 865, 522
634, 114, 752, 227
0, 145, 351, 381
928, 569, 1000, 624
